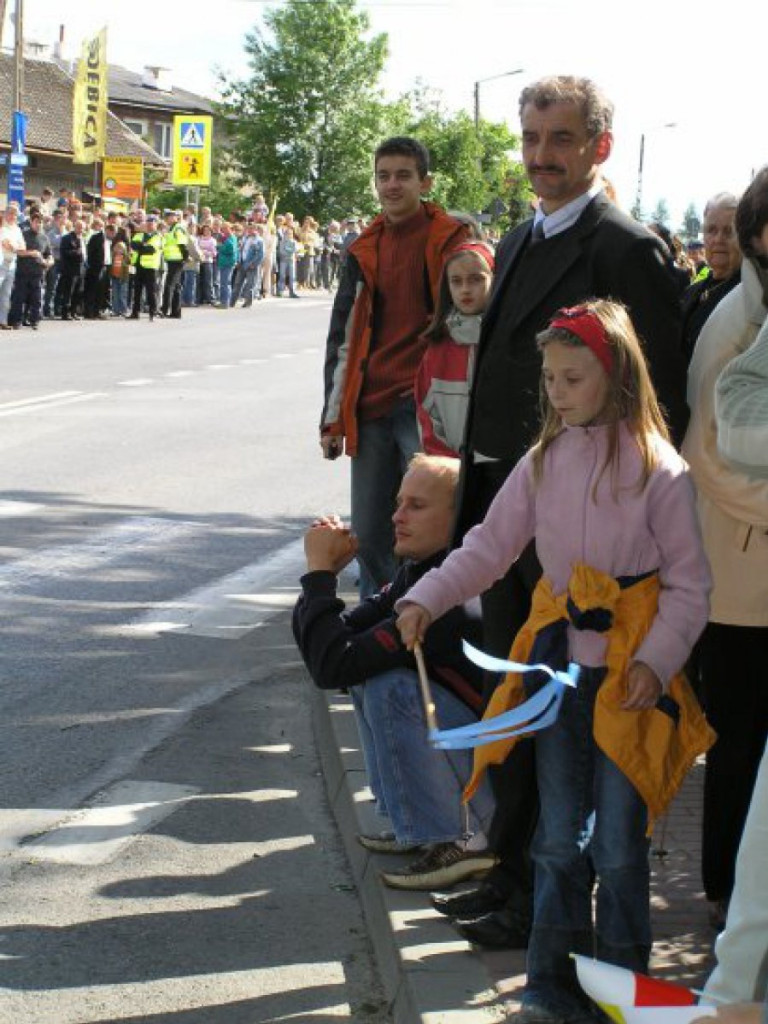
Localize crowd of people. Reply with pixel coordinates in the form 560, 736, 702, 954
294, 76, 767, 1024
0, 186, 369, 330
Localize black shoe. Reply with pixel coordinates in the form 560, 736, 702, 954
127, 314, 140, 319
431, 881, 507, 919
453, 905, 531, 950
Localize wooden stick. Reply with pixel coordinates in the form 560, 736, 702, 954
413, 640, 438, 734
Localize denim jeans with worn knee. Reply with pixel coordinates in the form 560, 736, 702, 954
351, 396, 421, 599
524, 666, 650, 1018
0, 262, 16, 325
351, 668, 495, 845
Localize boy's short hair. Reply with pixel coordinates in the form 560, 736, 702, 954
374, 136, 431, 179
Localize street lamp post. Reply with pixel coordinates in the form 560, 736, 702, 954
473, 68, 525, 131
635, 122, 677, 219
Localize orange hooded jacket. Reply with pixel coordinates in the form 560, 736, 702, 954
320, 202, 467, 456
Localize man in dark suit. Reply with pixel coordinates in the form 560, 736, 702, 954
433, 76, 689, 976
83, 221, 116, 319
58, 219, 86, 320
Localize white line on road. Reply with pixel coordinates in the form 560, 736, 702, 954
0, 517, 203, 588
164, 369, 196, 378
24, 780, 200, 865
273, 353, 296, 359
239, 358, 266, 364
205, 363, 235, 370
117, 379, 155, 387
0, 392, 106, 418
0, 390, 81, 410
122, 537, 306, 639
0, 499, 44, 517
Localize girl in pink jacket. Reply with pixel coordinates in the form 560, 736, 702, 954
398, 300, 713, 1024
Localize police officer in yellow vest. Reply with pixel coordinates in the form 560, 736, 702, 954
128, 214, 163, 321
160, 209, 189, 319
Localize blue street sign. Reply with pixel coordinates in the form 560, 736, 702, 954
8, 110, 28, 207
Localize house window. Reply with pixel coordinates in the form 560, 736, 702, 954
124, 119, 147, 138
153, 123, 172, 159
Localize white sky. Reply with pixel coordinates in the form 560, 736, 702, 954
13, 0, 767, 228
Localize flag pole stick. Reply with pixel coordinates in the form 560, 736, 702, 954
413, 640, 438, 734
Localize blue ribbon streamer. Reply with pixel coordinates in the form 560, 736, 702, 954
428, 641, 580, 750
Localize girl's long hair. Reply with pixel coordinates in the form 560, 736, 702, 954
531, 298, 670, 498
422, 244, 493, 342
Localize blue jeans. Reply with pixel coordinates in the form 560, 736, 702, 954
217, 264, 233, 307
277, 258, 296, 295
351, 669, 495, 844
351, 397, 421, 598
524, 667, 650, 1017
0, 263, 15, 324
111, 278, 128, 315
182, 268, 198, 306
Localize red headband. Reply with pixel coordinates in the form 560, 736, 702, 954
549, 306, 613, 376
449, 241, 495, 272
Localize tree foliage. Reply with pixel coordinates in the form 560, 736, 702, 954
651, 198, 671, 227
681, 203, 702, 241
217, 0, 528, 229
388, 83, 528, 226
219, 0, 391, 220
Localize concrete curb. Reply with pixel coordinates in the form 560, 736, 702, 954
311, 685, 507, 1024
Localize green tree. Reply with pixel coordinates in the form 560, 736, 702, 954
218, 0, 392, 221
391, 82, 529, 231
651, 198, 671, 226
680, 202, 702, 241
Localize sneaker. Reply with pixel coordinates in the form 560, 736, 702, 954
357, 831, 421, 855
380, 842, 497, 891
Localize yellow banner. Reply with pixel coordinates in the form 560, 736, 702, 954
171, 115, 212, 186
102, 156, 144, 200
72, 27, 108, 164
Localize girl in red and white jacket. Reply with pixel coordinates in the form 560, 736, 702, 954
415, 242, 494, 456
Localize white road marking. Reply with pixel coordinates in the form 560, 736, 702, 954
117, 378, 155, 387
24, 780, 200, 865
239, 358, 266, 364
0, 392, 105, 418
165, 369, 196, 378
273, 353, 296, 359
205, 363, 235, 370
122, 537, 305, 639
0, 390, 81, 410
0, 499, 44, 517
0, 517, 202, 589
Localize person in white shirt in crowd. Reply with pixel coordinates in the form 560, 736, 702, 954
0, 206, 26, 329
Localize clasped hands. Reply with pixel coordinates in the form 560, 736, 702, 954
304, 515, 359, 574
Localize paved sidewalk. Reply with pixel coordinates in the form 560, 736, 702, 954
311, 679, 717, 1022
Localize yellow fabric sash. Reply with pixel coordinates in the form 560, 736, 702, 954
464, 564, 715, 827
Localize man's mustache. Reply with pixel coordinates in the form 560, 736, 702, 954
529, 164, 564, 175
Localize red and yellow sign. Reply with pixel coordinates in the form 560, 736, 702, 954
102, 156, 144, 200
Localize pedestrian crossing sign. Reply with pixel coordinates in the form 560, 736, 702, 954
172, 114, 213, 186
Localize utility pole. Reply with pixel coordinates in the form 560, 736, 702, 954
13, 0, 24, 113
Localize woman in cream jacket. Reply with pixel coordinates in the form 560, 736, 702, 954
682, 166, 768, 929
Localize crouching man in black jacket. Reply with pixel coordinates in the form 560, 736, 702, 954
293, 453, 496, 892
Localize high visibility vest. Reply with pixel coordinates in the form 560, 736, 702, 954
163, 224, 188, 262
131, 232, 162, 270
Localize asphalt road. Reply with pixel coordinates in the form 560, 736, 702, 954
0, 299, 390, 1022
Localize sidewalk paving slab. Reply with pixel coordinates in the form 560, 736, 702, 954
311, 676, 717, 1023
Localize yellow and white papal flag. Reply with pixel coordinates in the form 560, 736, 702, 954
72, 27, 108, 164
